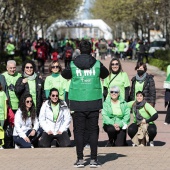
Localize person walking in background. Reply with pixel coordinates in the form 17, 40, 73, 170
62, 42, 73, 68
20, 39, 29, 62
128, 91, 158, 147
6, 40, 15, 62
129, 62, 156, 107
103, 58, 130, 102
137, 40, 145, 62
118, 39, 126, 60
102, 86, 130, 147
131, 38, 137, 60
61, 39, 109, 168
36, 39, 47, 74
98, 39, 107, 60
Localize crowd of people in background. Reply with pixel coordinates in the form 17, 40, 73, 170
4, 36, 154, 70
0, 37, 169, 167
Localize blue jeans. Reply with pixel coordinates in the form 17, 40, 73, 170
13, 128, 43, 148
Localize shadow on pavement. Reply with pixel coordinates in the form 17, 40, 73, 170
84, 153, 127, 165
154, 141, 166, 146
158, 111, 167, 114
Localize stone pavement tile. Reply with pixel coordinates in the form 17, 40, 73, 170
1, 147, 170, 170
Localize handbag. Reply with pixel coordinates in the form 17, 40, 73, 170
7, 107, 15, 126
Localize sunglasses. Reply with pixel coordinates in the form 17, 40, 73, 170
52, 66, 59, 69
110, 91, 119, 94
111, 63, 119, 66
26, 100, 33, 103
25, 66, 33, 69
51, 94, 59, 97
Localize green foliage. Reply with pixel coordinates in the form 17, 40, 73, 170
148, 57, 170, 72
90, 0, 163, 35
154, 49, 170, 61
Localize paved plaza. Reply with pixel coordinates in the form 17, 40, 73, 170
1, 57, 170, 170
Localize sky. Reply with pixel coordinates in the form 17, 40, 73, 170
77, 0, 94, 19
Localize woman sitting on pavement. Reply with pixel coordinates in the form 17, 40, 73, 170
44, 61, 67, 100
102, 86, 130, 146
128, 91, 158, 147
129, 61, 156, 107
103, 58, 130, 101
39, 88, 71, 148
13, 94, 42, 148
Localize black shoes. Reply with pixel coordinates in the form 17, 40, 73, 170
74, 159, 101, 168
74, 159, 85, 168
89, 160, 101, 168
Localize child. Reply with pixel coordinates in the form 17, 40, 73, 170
0, 82, 7, 149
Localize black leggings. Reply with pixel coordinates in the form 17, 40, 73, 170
128, 123, 157, 141
38, 131, 71, 147
165, 103, 170, 123
103, 124, 126, 146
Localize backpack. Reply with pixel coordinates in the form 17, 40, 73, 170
65, 49, 72, 59
37, 48, 42, 59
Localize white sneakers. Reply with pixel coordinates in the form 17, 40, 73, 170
15, 144, 20, 149
164, 122, 169, 125
0, 146, 4, 149
149, 141, 154, 147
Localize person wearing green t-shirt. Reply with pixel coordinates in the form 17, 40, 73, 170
0, 82, 7, 149
2, 60, 21, 113
39, 88, 71, 148
15, 60, 46, 116
102, 86, 130, 147
103, 58, 130, 101
128, 91, 158, 147
129, 62, 156, 107
44, 61, 67, 100
6, 41, 15, 62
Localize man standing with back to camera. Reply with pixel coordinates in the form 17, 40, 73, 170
61, 39, 109, 168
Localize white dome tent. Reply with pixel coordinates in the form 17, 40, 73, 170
46, 19, 113, 40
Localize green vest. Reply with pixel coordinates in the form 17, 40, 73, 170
69, 61, 102, 101
2, 72, 21, 110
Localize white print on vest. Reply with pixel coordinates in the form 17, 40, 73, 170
76, 68, 95, 76
80, 77, 91, 83
76, 68, 82, 76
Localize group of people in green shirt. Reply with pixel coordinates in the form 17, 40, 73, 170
0, 54, 158, 149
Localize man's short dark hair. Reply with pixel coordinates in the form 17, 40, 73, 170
79, 40, 91, 54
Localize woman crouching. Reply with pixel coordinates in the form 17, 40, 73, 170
128, 91, 158, 146
13, 94, 41, 148
102, 86, 130, 146
39, 88, 71, 147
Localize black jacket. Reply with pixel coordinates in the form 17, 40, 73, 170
130, 73, 156, 106
15, 75, 46, 116
61, 54, 109, 111
0, 74, 9, 98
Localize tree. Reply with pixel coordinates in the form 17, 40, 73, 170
0, 0, 82, 50
91, 0, 164, 41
